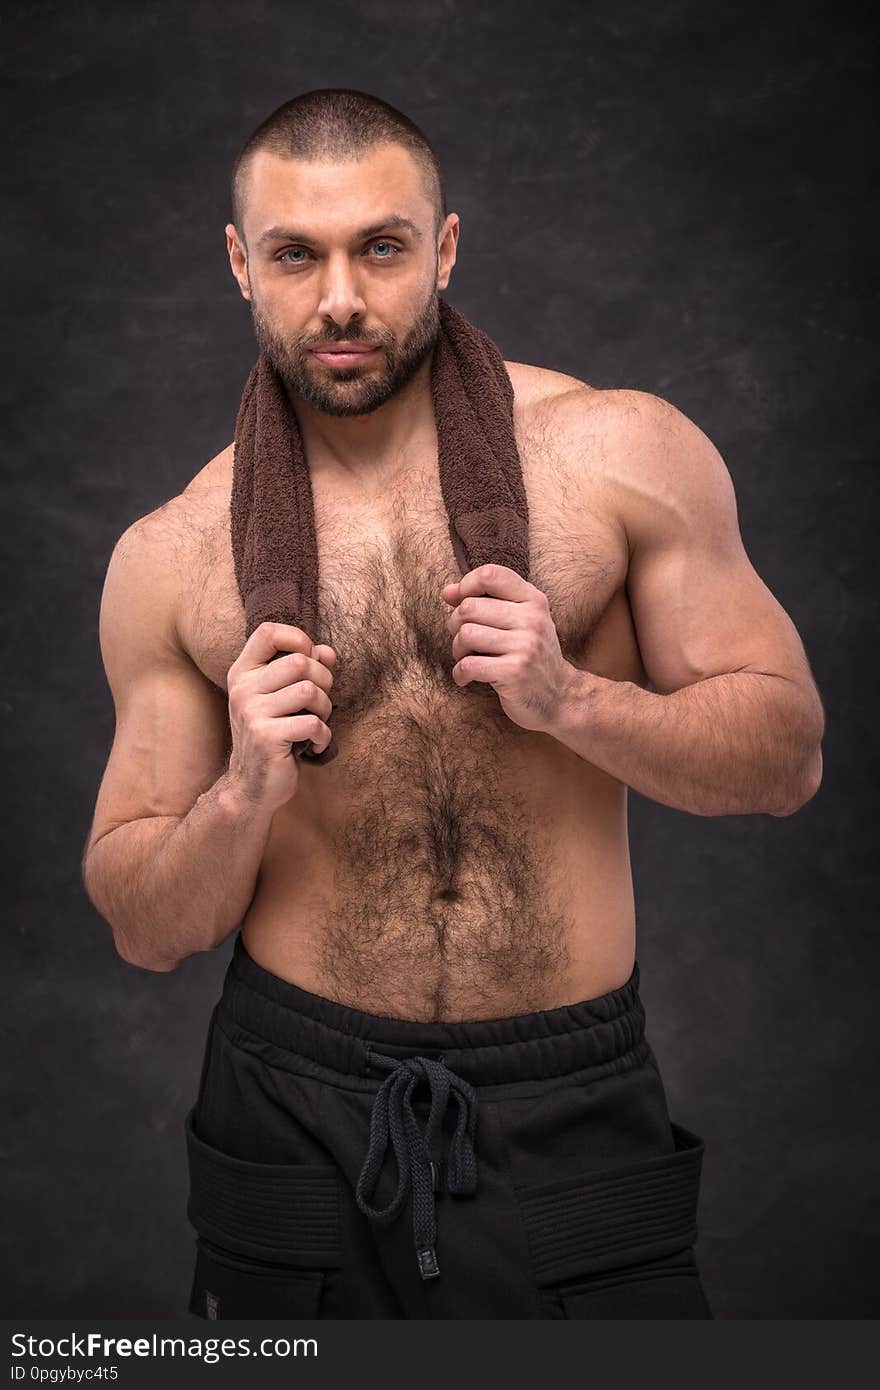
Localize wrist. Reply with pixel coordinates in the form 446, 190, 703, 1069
217, 768, 276, 822
547, 663, 605, 745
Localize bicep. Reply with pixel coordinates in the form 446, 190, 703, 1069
617, 394, 817, 696
87, 519, 231, 853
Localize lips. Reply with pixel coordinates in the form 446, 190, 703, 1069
310, 342, 379, 368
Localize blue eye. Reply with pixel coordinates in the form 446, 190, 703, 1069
276, 242, 399, 265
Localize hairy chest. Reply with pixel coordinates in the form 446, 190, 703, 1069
177, 433, 637, 720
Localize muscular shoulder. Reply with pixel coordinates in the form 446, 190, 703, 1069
504, 370, 733, 564
507, 373, 724, 528
506, 363, 666, 449
504, 360, 603, 470
106, 442, 235, 640
503, 359, 631, 484
548, 386, 732, 545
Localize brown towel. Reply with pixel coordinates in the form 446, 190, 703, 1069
230, 297, 530, 765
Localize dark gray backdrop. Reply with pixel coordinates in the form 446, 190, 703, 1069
3, 0, 876, 1319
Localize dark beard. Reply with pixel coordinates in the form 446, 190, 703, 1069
250, 285, 441, 417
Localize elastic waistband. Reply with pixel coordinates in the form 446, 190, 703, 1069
219, 931, 647, 1087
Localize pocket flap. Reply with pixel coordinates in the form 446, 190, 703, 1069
516, 1121, 705, 1287
184, 1107, 341, 1268
191, 1240, 325, 1319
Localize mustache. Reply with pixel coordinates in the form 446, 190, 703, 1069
300, 325, 391, 349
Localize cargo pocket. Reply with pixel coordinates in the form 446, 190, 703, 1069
184, 1107, 341, 1319
515, 1120, 712, 1319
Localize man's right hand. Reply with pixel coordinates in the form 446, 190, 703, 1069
226, 621, 337, 810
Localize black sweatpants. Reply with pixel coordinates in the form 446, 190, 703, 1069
184, 931, 714, 1319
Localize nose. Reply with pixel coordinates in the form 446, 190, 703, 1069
316, 250, 367, 328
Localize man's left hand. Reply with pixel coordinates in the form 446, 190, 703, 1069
441, 564, 574, 734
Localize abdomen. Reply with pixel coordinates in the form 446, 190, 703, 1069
241, 697, 636, 1021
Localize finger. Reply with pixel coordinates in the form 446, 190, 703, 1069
311, 643, 338, 667
232, 621, 314, 677
276, 712, 334, 754
446, 596, 521, 637
455, 564, 533, 603
452, 653, 508, 687
453, 623, 511, 660
261, 680, 334, 724
250, 650, 334, 696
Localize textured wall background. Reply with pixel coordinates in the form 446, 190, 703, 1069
2, 0, 876, 1317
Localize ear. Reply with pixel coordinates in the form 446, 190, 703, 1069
225, 222, 252, 301
437, 214, 460, 292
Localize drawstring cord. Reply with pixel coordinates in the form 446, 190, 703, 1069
354, 1051, 478, 1280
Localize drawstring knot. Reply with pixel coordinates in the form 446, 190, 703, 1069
354, 1051, 478, 1281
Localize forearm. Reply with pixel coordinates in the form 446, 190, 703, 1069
84, 770, 276, 970
548, 667, 823, 817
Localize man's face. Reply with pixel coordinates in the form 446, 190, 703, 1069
227, 145, 458, 417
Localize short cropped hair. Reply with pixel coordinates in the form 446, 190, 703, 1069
231, 89, 447, 244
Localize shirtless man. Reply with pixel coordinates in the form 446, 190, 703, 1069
82, 90, 824, 1320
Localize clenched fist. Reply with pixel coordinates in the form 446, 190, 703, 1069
226, 622, 337, 811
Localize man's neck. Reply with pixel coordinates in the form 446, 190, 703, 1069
285, 352, 437, 485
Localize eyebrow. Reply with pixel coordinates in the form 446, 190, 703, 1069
257, 214, 423, 250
